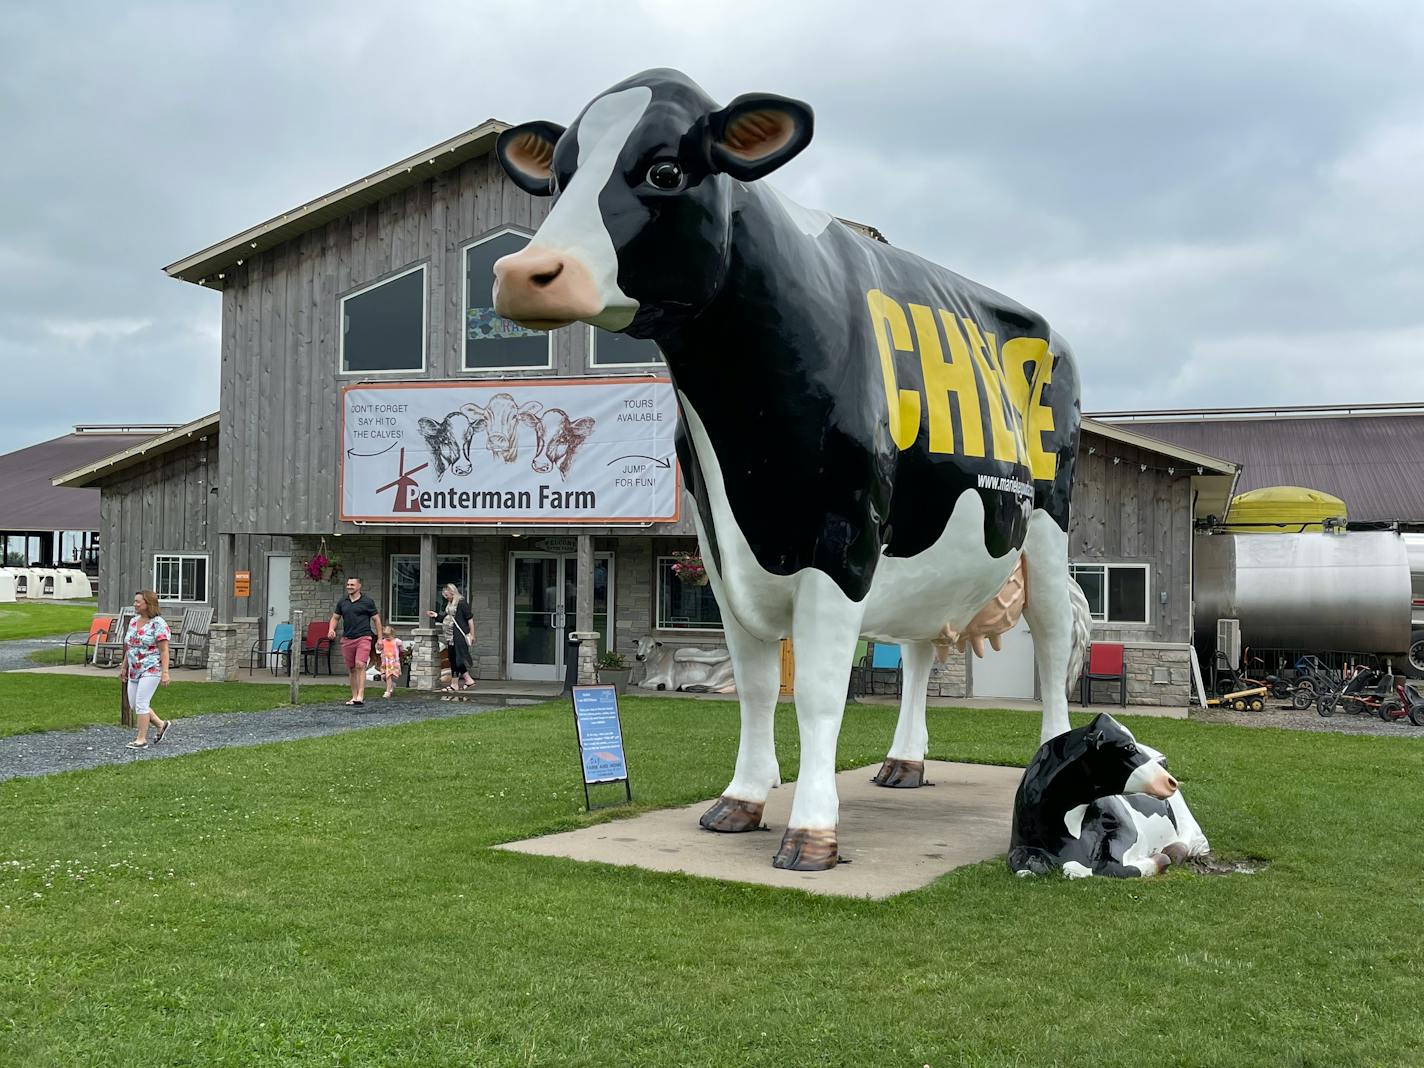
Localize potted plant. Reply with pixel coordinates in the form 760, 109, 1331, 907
596, 649, 633, 694
670, 550, 708, 587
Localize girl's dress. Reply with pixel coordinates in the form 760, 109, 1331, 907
379, 638, 403, 680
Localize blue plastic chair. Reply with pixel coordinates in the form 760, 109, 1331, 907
250, 622, 295, 676
868, 642, 903, 696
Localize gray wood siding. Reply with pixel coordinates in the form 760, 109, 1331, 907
96, 435, 288, 617
1068, 432, 1192, 643
217, 153, 613, 536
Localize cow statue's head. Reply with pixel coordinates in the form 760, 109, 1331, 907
493, 68, 814, 338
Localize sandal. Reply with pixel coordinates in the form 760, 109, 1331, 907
126, 740, 149, 750
154, 722, 170, 745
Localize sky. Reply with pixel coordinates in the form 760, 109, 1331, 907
1, 0, 1422, 456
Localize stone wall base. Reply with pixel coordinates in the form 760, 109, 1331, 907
208, 618, 259, 682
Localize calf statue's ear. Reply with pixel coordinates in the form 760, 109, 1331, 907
707, 93, 814, 182
497, 121, 567, 197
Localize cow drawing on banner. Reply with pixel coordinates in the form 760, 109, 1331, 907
456, 393, 597, 479
493, 69, 1090, 871
531, 409, 597, 479
417, 410, 480, 481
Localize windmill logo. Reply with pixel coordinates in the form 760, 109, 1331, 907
376, 448, 429, 513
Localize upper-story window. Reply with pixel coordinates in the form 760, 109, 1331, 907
340, 264, 427, 374
590, 327, 663, 368
464, 229, 552, 371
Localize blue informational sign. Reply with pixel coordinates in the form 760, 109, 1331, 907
571, 685, 629, 785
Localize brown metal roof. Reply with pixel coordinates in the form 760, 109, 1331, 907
1093, 412, 1424, 523
0, 430, 160, 532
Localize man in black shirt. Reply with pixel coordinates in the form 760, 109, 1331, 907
328, 576, 383, 706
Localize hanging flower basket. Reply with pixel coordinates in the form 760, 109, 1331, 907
302, 540, 345, 584
671, 551, 709, 587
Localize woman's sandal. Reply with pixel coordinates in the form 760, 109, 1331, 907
154, 722, 170, 745
125, 740, 149, 750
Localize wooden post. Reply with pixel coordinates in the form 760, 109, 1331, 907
216, 532, 235, 624
289, 609, 303, 704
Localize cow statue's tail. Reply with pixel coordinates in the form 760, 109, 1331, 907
1065, 578, 1092, 687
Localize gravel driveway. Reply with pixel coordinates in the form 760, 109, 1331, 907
0, 693, 538, 783
1190, 702, 1424, 737
0, 638, 64, 672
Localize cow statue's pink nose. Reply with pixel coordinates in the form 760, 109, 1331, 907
493, 247, 603, 330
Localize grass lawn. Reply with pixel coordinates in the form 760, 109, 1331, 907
0, 674, 352, 738
0, 599, 102, 641
2, 697, 1422, 1066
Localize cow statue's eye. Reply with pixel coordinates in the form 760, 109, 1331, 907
646, 161, 685, 191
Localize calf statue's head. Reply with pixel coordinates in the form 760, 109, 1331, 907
493, 68, 814, 338
1030, 714, 1179, 807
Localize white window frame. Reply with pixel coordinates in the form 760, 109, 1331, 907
387, 553, 470, 625
655, 554, 724, 633
461, 227, 554, 373
338, 263, 429, 377
153, 553, 209, 604
1070, 562, 1151, 625
587, 325, 664, 369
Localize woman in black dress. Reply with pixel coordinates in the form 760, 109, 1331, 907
428, 583, 475, 691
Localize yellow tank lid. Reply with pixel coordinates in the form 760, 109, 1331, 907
1227, 486, 1347, 532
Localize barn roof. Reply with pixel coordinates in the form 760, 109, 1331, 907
1089, 403, 1424, 524
52, 413, 219, 489
0, 427, 165, 531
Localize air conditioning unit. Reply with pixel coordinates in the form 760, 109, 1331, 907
1216, 618, 1241, 669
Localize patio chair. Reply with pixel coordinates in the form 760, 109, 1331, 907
846, 639, 870, 699
249, 622, 294, 676
61, 615, 114, 665
167, 606, 213, 668
301, 621, 334, 676
1080, 641, 1127, 707
91, 608, 135, 667
866, 641, 903, 697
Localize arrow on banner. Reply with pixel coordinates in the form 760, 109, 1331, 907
346, 441, 398, 459
606, 455, 672, 468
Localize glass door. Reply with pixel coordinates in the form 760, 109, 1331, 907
507, 553, 614, 681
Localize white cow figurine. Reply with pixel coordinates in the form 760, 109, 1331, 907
635, 638, 736, 694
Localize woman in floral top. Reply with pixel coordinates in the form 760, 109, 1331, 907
122, 590, 172, 749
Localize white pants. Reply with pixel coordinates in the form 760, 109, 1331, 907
127, 675, 161, 716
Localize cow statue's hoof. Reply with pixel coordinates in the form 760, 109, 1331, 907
699, 796, 765, 833
871, 758, 927, 789
772, 828, 838, 871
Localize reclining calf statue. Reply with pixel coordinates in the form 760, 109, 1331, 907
1009, 714, 1210, 878
494, 68, 1089, 870
634, 637, 736, 693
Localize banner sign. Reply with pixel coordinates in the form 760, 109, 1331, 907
572, 685, 629, 784
340, 376, 680, 524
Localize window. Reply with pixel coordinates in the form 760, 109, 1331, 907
388, 554, 470, 624
656, 556, 723, 631
154, 554, 208, 603
1070, 563, 1149, 624
340, 265, 426, 374
463, 230, 552, 370
590, 327, 663, 367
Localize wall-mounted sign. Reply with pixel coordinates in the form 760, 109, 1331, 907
233, 570, 251, 597
571, 684, 632, 810
532, 537, 578, 554
340, 377, 680, 525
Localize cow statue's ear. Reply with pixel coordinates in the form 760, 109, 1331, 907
707, 93, 814, 182
497, 121, 566, 197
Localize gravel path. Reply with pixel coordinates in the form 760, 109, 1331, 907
0, 638, 63, 672
1190, 702, 1424, 737
0, 693, 539, 783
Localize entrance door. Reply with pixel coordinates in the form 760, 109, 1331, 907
507, 553, 612, 681
969, 618, 1038, 700
266, 554, 291, 637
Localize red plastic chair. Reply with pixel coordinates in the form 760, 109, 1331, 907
301, 620, 334, 676
1081, 642, 1127, 706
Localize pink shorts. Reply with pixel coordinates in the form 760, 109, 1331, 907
341, 636, 374, 669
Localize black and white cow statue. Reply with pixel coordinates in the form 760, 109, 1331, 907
494, 69, 1089, 870
1009, 714, 1210, 879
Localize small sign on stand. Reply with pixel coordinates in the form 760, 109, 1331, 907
571, 684, 632, 811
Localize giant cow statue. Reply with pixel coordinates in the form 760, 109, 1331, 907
494, 69, 1089, 870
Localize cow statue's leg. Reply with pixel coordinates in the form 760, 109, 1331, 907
1021, 511, 1086, 744
873, 640, 935, 788
698, 610, 782, 833
774, 576, 865, 870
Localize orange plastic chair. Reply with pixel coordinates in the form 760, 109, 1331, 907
63, 614, 114, 665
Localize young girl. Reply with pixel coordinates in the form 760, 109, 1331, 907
377, 626, 404, 699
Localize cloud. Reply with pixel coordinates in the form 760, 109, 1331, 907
43, 318, 152, 345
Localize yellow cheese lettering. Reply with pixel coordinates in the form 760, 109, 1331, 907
960, 316, 1020, 463
912, 304, 983, 458
866, 289, 920, 451
1002, 336, 1057, 480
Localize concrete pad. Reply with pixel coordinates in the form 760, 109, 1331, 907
498, 760, 1022, 899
